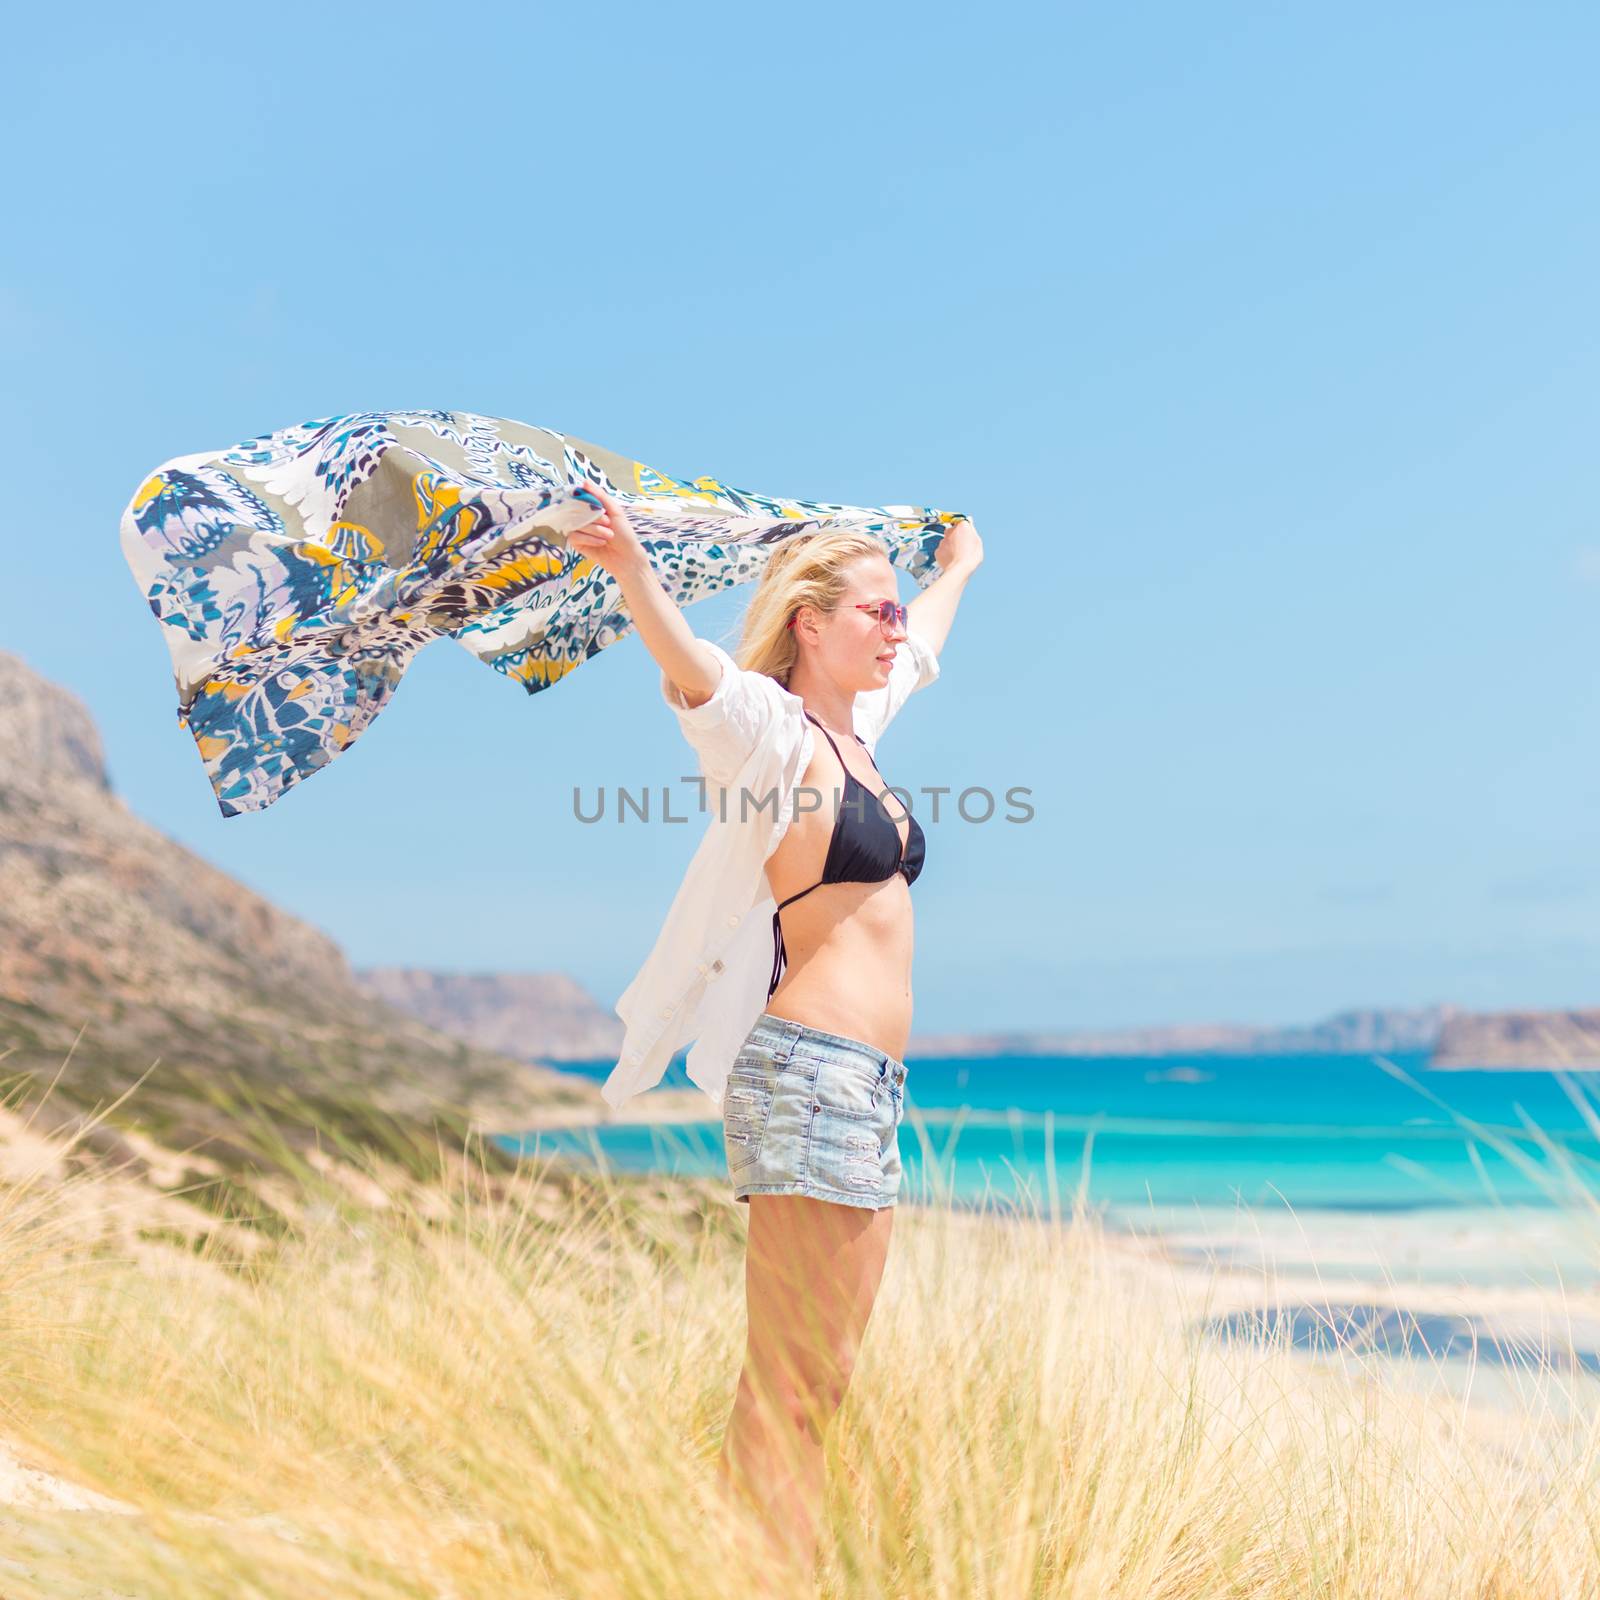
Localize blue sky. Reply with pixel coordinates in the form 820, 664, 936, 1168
3, 2, 1595, 1033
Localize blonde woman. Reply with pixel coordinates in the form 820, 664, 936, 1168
571, 485, 982, 1574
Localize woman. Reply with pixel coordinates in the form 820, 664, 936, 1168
571, 484, 982, 1575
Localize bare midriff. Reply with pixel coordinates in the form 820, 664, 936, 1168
761, 762, 915, 1064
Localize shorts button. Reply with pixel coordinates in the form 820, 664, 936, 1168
812, 1103, 821, 1113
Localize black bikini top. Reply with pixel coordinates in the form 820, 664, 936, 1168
767, 710, 926, 1000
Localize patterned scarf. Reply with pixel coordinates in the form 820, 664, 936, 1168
119, 410, 967, 816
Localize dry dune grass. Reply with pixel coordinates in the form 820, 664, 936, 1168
0, 1053, 1598, 1599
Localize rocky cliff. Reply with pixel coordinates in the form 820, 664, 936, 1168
1430, 1008, 1600, 1069
355, 968, 624, 1062
356, 972, 1476, 1068
906, 1004, 1460, 1058
0, 650, 594, 1137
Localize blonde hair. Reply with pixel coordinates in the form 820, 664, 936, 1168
734, 529, 893, 684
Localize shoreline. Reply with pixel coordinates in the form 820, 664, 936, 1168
494, 1076, 1600, 1299
494, 1095, 1600, 1402
493, 1087, 715, 1133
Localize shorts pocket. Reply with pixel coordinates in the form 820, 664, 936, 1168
723, 1074, 775, 1173
808, 1056, 887, 1121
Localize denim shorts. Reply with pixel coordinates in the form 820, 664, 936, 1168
722, 1012, 909, 1211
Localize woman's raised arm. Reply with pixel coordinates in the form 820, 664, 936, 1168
905, 517, 984, 657
569, 483, 721, 707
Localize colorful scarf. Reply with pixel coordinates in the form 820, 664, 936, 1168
119, 410, 967, 816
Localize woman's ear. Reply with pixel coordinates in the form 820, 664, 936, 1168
789, 604, 812, 640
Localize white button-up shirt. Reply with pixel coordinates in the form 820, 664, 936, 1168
603, 627, 941, 1111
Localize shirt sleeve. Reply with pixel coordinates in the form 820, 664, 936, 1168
660, 639, 783, 787
853, 625, 941, 749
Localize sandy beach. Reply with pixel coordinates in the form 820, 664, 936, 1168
498, 1088, 1600, 1422
502, 1087, 716, 1131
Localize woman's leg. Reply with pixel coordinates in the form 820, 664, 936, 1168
717, 1194, 895, 1573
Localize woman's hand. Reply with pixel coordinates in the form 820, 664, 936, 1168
568, 482, 650, 577
574, 482, 724, 712
935, 516, 983, 574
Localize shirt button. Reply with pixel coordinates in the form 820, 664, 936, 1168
726, 914, 740, 927
660, 1004, 675, 1019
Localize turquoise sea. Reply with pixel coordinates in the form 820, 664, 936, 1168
493, 1050, 1600, 1223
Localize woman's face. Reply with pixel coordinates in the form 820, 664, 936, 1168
796, 554, 906, 691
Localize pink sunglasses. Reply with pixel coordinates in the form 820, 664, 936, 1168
787, 600, 908, 635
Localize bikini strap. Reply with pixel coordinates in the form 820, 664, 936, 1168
768, 881, 826, 998
803, 708, 846, 762
849, 737, 907, 825
776, 882, 824, 911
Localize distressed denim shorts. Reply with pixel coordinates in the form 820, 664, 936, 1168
722, 1011, 909, 1211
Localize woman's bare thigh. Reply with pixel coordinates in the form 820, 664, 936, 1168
741, 1194, 895, 1417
